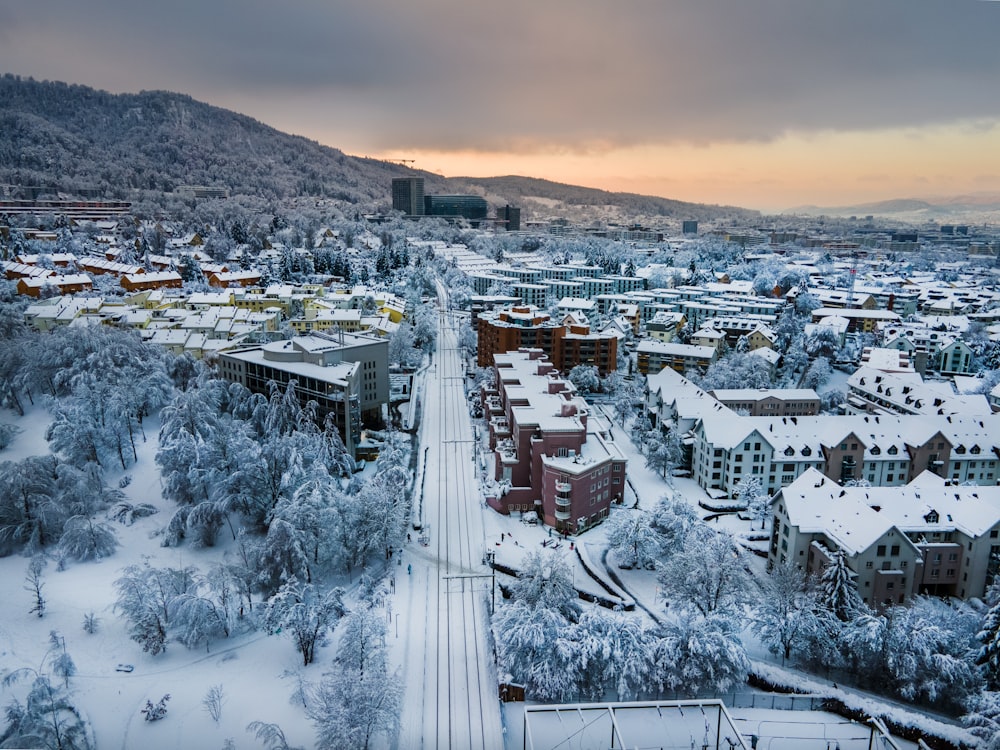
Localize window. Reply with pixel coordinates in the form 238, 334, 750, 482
876, 545, 886, 556
890, 545, 899, 556
866, 561, 873, 569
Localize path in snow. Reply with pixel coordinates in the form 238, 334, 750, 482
396, 306, 504, 750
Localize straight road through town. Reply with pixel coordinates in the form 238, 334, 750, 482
397, 300, 503, 750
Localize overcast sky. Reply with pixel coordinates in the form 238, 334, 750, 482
2, 0, 999, 210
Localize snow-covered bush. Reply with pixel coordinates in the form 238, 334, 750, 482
109, 500, 158, 526
141, 694, 170, 722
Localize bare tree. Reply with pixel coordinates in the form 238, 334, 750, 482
202, 684, 225, 724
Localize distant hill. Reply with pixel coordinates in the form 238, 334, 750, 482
0, 74, 753, 223
786, 195, 1000, 224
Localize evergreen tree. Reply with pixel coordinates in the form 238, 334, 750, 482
818, 548, 862, 622
979, 579, 1000, 688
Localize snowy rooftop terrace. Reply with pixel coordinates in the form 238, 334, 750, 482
495, 351, 590, 434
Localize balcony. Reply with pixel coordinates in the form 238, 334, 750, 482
554, 509, 572, 521
555, 481, 571, 493
555, 496, 571, 509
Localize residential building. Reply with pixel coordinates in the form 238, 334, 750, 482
477, 306, 619, 376
482, 349, 626, 533
708, 388, 820, 417
771, 468, 1000, 605
216, 332, 389, 460
846, 367, 990, 417
636, 339, 718, 375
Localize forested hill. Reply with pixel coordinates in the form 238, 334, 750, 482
0, 74, 421, 210
0, 74, 753, 221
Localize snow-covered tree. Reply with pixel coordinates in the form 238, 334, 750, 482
802, 356, 832, 390
141, 694, 170, 722
652, 613, 749, 695
0, 455, 63, 551
57, 515, 119, 562
605, 508, 663, 569
649, 494, 700, 556
492, 600, 578, 701
644, 429, 682, 479
752, 561, 820, 663
47, 631, 76, 689
336, 608, 388, 677
169, 575, 234, 651
803, 326, 841, 360
0, 671, 92, 750
25, 556, 46, 618
965, 691, 1000, 750
733, 475, 763, 510
114, 564, 195, 655
818, 548, 862, 622
108, 500, 158, 526
255, 519, 312, 597
980, 579, 1000, 688
263, 578, 346, 666
185, 501, 224, 548
246, 721, 305, 750
307, 662, 402, 750
698, 352, 773, 390
658, 528, 751, 617
567, 365, 601, 394
571, 608, 654, 701
510, 549, 581, 621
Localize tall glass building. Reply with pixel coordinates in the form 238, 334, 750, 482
391, 178, 425, 216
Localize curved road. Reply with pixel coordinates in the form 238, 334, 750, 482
397, 301, 503, 750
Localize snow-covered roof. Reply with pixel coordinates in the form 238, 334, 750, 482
780, 468, 1000, 552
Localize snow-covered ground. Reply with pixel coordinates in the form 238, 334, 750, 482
0, 315, 976, 750
0, 407, 321, 750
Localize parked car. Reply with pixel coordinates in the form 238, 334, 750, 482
115, 664, 134, 673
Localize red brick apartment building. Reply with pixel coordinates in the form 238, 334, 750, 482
482, 349, 626, 533
477, 306, 618, 376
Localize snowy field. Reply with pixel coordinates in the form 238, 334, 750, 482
0, 407, 324, 749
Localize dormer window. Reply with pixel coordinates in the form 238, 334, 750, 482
870, 446, 881, 455
784, 446, 794, 457
801, 446, 812, 457
972, 445, 982, 455
955, 445, 966, 454
924, 510, 939, 524
888, 446, 898, 455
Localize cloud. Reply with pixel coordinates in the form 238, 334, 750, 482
2, 0, 999, 155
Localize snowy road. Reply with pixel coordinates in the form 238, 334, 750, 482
397, 306, 504, 750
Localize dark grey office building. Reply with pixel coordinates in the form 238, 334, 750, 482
424, 195, 488, 222
497, 204, 521, 231
392, 177, 425, 216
